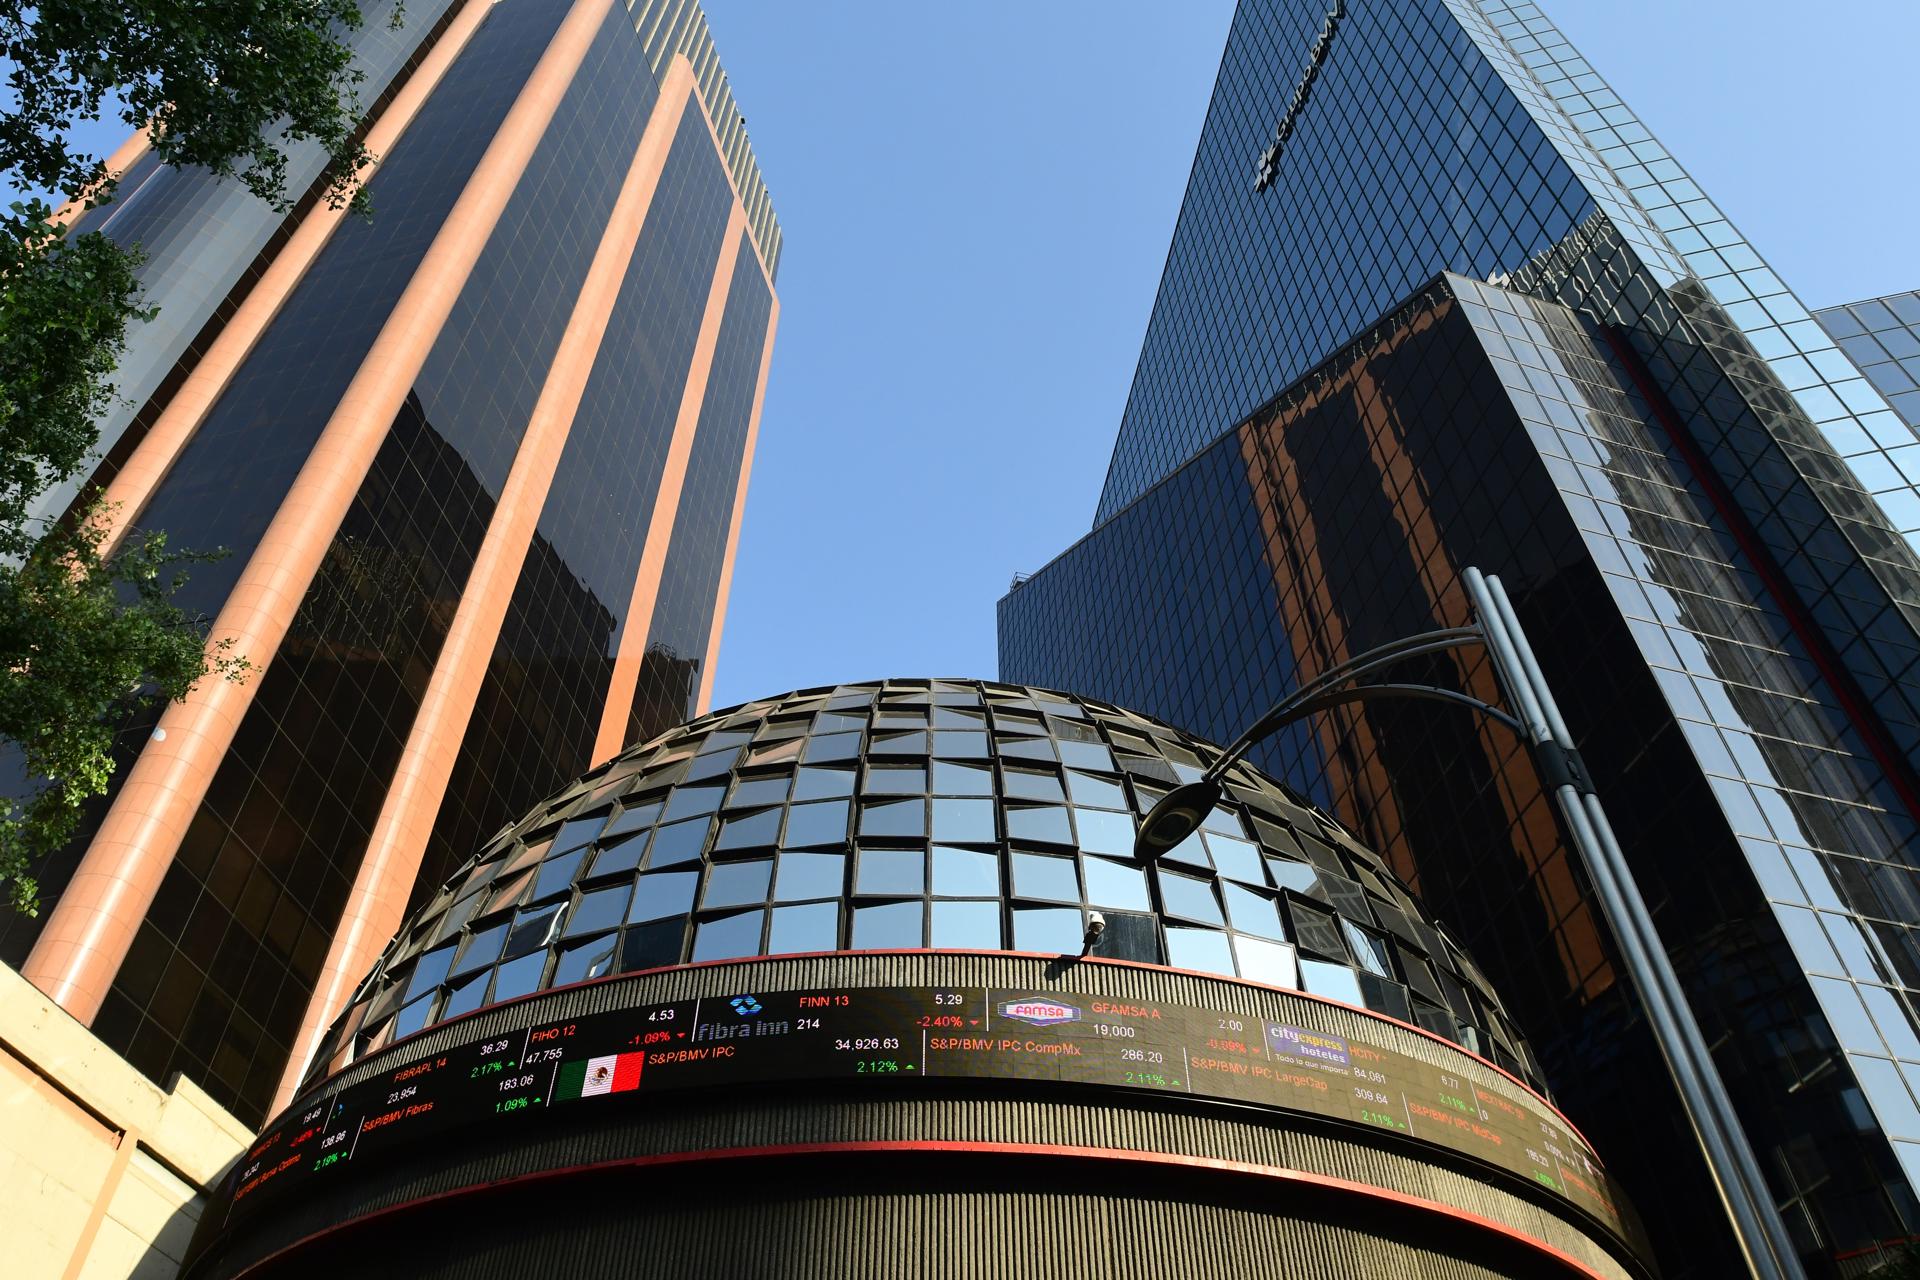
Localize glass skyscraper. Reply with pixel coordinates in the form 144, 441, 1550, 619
2, 0, 782, 1132
1002, 2, 1920, 1275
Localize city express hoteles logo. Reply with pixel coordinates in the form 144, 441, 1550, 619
998, 998, 1080, 1027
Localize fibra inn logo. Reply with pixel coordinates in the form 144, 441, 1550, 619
730, 995, 762, 1016
998, 997, 1080, 1027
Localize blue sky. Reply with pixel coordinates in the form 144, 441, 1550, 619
31, 3, 1918, 713
701, 0, 1920, 712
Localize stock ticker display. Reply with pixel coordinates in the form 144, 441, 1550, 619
222, 984, 1632, 1244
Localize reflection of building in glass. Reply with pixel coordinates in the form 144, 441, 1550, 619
1, 0, 781, 1152
1001, 2, 1920, 1276
183, 681, 1656, 1280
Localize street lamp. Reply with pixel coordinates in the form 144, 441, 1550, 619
1135, 567, 1805, 1280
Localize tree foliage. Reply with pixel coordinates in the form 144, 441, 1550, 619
2, 0, 384, 215
0, 0, 383, 912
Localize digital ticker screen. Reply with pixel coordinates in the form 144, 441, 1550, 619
223, 985, 1632, 1245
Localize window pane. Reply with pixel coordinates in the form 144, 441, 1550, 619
1222, 883, 1285, 940
1074, 808, 1135, 857
864, 764, 926, 795
1159, 870, 1223, 924
1233, 935, 1299, 989
404, 945, 456, 1001
783, 800, 850, 847
869, 730, 929, 756
792, 767, 855, 800
769, 902, 841, 954
1200, 806, 1245, 836
860, 799, 926, 838
1812, 977, 1884, 1053
1268, 857, 1319, 894
713, 808, 782, 852
932, 730, 988, 758
587, 833, 646, 879
1002, 768, 1065, 802
619, 919, 684, 971
1288, 902, 1347, 960
1057, 741, 1113, 771
1862, 984, 1920, 1060
852, 901, 924, 949
663, 785, 724, 822
1012, 905, 1083, 953
394, 993, 436, 1040
454, 922, 508, 974
1205, 833, 1264, 882
932, 762, 993, 795
802, 732, 861, 763
692, 910, 766, 962
1006, 806, 1073, 845
490, 950, 548, 1004
1300, 958, 1363, 1005
551, 814, 606, 854
565, 884, 631, 936
774, 851, 844, 902
1067, 771, 1128, 809
1012, 852, 1080, 903
857, 848, 925, 896
1166, 926, 1234, 977
728, 775, 791, 808
629, 870, 698, 922
931, 900, 1002, 949
933, 798, 996, 842
648, 818, 711, 867
1857, 1057, 1920, 1139
1162, 831, 1209, 869
704, 860, 773, 909
504, 902, 566, 959
529, 849, 585, 903
1082, 856, 1150, 910
441, 969, 490, 1019
1343, 920, 1391, 976
933, 846, 999, 896
553, 936, 618, 986
602, 801, 660, 839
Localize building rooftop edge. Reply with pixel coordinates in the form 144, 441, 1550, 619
631, 0, 783, 281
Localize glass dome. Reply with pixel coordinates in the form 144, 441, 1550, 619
309, 678, 1545, 1089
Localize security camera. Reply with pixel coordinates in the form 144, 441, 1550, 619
1083, 911, 1107, 950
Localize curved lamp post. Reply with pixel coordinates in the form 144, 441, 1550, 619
1135, 568, 1805, 1280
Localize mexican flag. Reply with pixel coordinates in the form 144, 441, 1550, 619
555, 1051, 644, 1100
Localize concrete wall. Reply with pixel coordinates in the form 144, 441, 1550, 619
0, 963, 251, 1280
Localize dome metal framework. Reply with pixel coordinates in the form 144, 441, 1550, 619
309, 678, 1546, 1091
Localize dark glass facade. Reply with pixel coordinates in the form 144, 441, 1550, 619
4, 0, 782, 1131
1001, 2, 1920, 1275
417, 103, 742, 907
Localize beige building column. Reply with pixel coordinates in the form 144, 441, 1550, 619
271, 59, 700, 1114
590, 204, 748, 765
90, 0, 498, 561
695, 298, 781, 717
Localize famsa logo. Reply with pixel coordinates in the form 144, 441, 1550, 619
998, 998, 1080, 1027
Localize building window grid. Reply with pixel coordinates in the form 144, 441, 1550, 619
313, 680, 1526, 1090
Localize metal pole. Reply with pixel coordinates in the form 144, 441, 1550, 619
1464, 568, 1805, 1280
1486, 574, 1805, 1279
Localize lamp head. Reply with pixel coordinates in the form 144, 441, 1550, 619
1133, 779, 1223, 862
